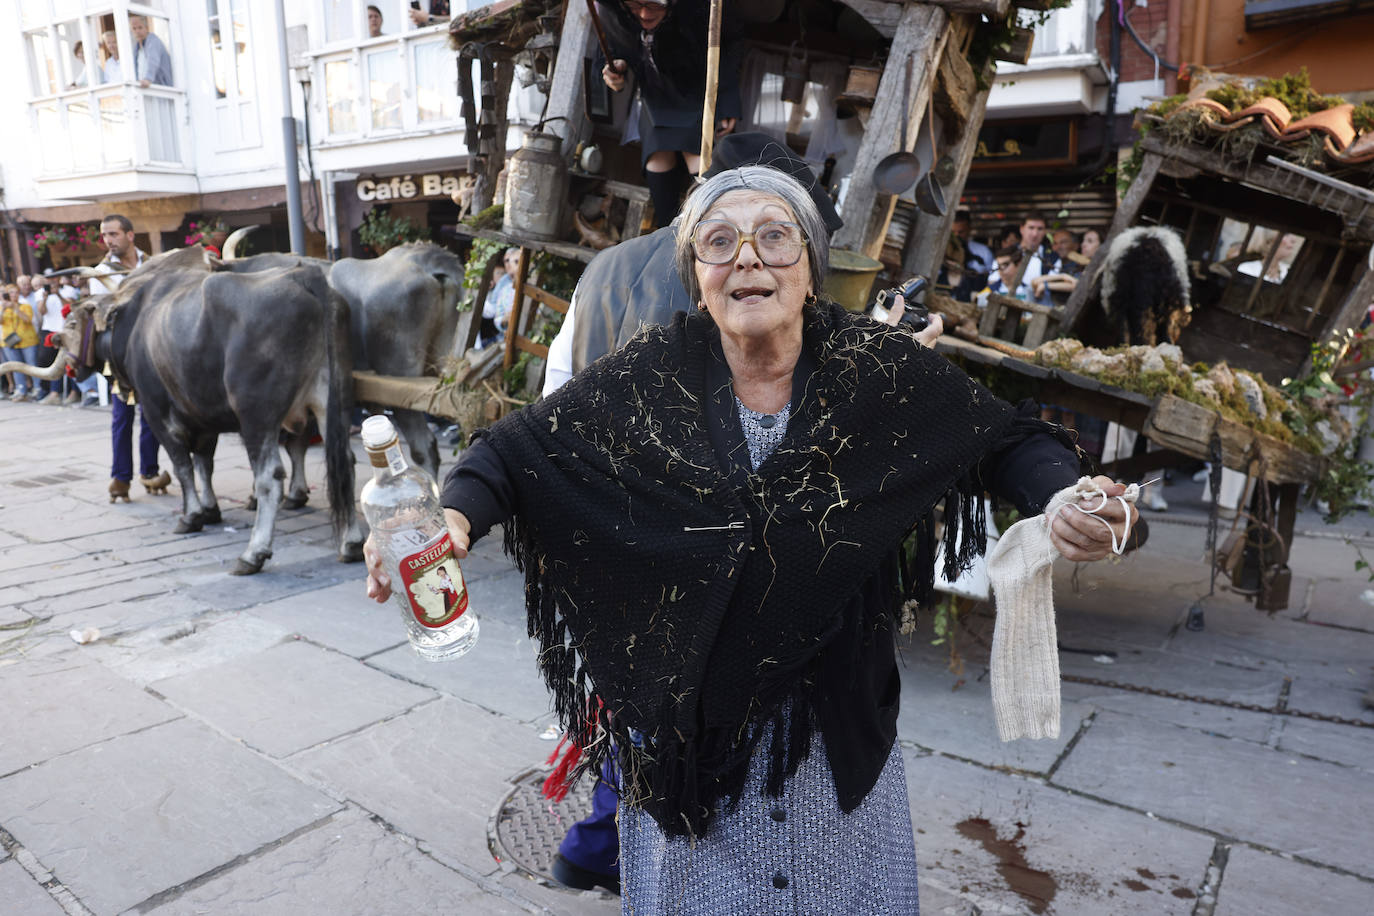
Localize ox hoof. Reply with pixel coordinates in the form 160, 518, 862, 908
246, 495, 258, 511
201, 506, 222, 525
339, 541, 365, 564
174, 517, 205, 534
230, 553, 271, 576
281, 494, 309, 510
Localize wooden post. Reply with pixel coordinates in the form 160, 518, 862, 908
542, 0, 593, 158
833, 3, 950, 259
1059, 151, 1164, 333
698, 0, 722, 173
901, 83, 990, 282
503, 247, 533, 372
1305, 265, 1374, 376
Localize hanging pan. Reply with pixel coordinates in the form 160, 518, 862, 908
872, 57, 921, 195
913, 90, 947, 217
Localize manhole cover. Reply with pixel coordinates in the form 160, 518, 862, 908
8, 470, 86, 489
490, 767, 601, 891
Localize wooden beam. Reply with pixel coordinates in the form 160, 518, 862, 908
1142, 394, 1323, 485
901, 82, 990, 283
1059, 151, 1164, 333
833, 3, 950, 259
1305, 265, 1374, 376
542, 0, 591, 157
935, 36, 979, 129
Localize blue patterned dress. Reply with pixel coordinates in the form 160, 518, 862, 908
616, 402, 922, 915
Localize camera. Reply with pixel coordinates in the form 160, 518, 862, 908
873, 275, 930, 332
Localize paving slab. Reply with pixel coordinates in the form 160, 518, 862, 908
246, 579, 407, 658
905, 749, 1213, 914
292, 696, 547, 875
1059, 681, 1276, 742
0, 654, 180, 776
1274, 717, 1374, 772
176, 554, 357, 611
152, 640, 437, 758
896, 655, 1090, 774
365, 572, 552, 723
1052, 711, 1374, 878
1213, 844, 1372, 916
142, 805, 528, 916
0, 540, 85, 573
0, 717, 341, 915
493, 870, 619, 915
7, 557, 186, 602
90, 609, 293, 686
0, 859, 67, 916
1303, 578, 1374, 630
3, 493, 179, 543
1057, 643, 1288, 708
1284, 675, 1374, 722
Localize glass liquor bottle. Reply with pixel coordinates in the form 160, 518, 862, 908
360, 416, 479, 661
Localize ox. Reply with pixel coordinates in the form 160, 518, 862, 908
225, 231, 463, 481
1099, 226, 1193, 346
4, 246, 364, 574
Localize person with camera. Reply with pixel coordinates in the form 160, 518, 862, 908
1, 284, 40, 402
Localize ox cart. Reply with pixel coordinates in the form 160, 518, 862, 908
923, 86, 1374, 614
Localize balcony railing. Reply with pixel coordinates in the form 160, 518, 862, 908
29, 82, 191, 178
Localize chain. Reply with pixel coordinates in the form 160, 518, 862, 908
1061, 674, 1374, 729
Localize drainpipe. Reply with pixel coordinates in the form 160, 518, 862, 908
274, 0, 307, 255
1165, 0, 1181, 93
1190, 0, 1212, 76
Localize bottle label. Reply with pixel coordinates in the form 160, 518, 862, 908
384, 444, 407, 476
397, 530, 468, 629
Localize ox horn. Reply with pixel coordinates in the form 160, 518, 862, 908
0, 349, 71, 382
222, 225, 260, 261
50, 266, 125, 280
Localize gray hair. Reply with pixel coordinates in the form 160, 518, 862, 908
674, 166, 829, 305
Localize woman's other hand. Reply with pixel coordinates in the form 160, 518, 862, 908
603, 61, 628, 91
716, 117, 737, 137
880, 295, 943, 348
364, 509, 472, 603
1049, 476, 1140, 562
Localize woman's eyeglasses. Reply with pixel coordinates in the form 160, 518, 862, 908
622, 0, 664, 13
690, 220, 807, 267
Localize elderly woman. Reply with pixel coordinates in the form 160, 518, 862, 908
366, 167, 1135, 912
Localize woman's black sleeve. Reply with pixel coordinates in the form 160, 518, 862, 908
977, 400, 1085, 516
439, 436, 516, 544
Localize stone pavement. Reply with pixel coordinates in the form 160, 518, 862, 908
1, 399, 1372, 915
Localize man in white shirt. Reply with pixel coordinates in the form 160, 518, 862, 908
94, 214, 171, 502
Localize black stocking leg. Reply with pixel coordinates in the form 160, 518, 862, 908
645, 163, 688, 229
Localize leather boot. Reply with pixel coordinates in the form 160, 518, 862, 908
109, 478, 131, 503
140, 471, 173, 495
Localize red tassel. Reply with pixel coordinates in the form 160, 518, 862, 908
541, 733, 583, 803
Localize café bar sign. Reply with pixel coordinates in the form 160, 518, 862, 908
357, 173, 463, 201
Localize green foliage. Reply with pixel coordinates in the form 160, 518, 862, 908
358, 209, 429, 254
1353, 102, 1374, 134
465, 204, 504, 231
1314, 444, 1373, 523
459, 238, 505, 313
967, 0, 1072, 90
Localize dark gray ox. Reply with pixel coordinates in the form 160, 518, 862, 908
330, 243, 463, 480
3, 246, 364, 574
224, 232, 463, 481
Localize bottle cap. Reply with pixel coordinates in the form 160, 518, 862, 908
360, 415, 398, 450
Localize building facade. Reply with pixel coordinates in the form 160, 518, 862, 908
0, 0, 543, 278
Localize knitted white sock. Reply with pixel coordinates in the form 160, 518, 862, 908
985, 477, 1138, 741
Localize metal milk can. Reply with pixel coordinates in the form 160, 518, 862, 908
503, 131, 566, 241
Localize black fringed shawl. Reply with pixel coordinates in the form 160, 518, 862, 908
478, 301, 1018, 838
